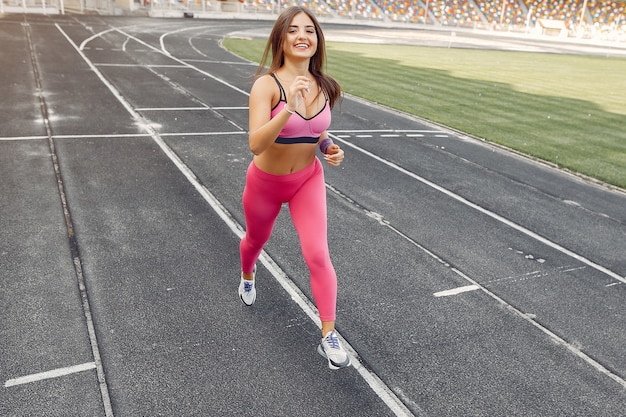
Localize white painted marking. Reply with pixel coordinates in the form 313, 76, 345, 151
54, 133, 151, 139
160, 131, 246, 137
356, 135, 373, 138
122, 36, 130, 52
135, 107, 209, 111
188, 31, 208, 58
95, 63, 188, 68
185, 58, 256, 65
10, 131, 237, 142
396, 130, 441, 133
0, 131, 245, 141
79, 28, 115, 50
158, 26, 199, 55
331, 129, 394, 133
381, 134, 401, 137
0, 135, 48, 141
406, 134, 425, 137
5, 362, 96, 388
56, 24, 122, 417
433, 285, 480, 297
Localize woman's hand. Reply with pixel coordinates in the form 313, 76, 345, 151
323, 144, 345, 167
286, 76, 311, 112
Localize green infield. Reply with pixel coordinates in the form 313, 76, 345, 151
222, 38, 626, 189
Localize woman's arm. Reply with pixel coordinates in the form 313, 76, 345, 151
319, 132, 345, 167
248, 76, 292, 155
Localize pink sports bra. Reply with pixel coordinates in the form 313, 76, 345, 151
269, 73, 331, 145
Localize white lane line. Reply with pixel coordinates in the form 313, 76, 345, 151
64, 24, 418, 417
188, 30, 209, 58
56, 24, 123, 417
433, 285, 480, 297
184, 58, 256, 65
135, 106, 248, 112
79, 28, 115, 50
330, 132, 626, 285
0, 135, 48, 141
121, 36, 130, 52
395, 130, 442, 133
5, 362, 96, 388
94, 63, 189, 68
160, 131, 246, 137
0, 131, 246, 141
330, 129, 441, 134
331, 129, 394, 133
54, 133, 151, 139
135, 106, 209, 111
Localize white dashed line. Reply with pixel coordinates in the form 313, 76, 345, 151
433, 285, 480, 297
5, 362, 96, 388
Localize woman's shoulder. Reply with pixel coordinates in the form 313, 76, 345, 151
251, 73, 279, 95
252, 73, 277, 88
250, 73, 281, 108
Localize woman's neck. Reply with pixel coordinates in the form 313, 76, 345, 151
280, 59, 310, 78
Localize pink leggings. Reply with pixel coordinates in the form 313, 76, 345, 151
240, 157, 337, 322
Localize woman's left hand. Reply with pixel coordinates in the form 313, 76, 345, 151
324, 144, 345, 167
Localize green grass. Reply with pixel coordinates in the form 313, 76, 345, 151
222, 38, 626, 189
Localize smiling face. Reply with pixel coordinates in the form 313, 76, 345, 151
282, 12, 318, 62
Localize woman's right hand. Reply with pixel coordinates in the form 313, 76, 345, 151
286, 76, 311, 112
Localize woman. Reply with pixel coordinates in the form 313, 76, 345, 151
238, 6, 350, 370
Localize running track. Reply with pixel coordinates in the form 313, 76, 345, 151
1, 13, 625, 417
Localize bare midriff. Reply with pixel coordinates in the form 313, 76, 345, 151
253, 142, 317, 175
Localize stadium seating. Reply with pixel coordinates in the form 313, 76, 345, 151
239, 0, 625, 34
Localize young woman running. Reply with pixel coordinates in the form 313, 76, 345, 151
238, 6, 350, 369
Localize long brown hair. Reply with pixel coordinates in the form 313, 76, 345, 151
256, 6, 341, 109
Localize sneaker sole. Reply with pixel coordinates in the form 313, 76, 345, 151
317, 344, 351, 370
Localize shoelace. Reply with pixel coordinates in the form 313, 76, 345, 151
243, 281, 254, 292
324, 332, 340, 350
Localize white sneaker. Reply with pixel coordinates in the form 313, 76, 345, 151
238, 266, 256, 306
317, 330, 351, 370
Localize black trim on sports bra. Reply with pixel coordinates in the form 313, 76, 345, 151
270, 73, 287, 102
275, 135, 320, 145
270, 72, 328, 119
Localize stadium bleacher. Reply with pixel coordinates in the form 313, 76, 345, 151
240, 0, 625, 36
